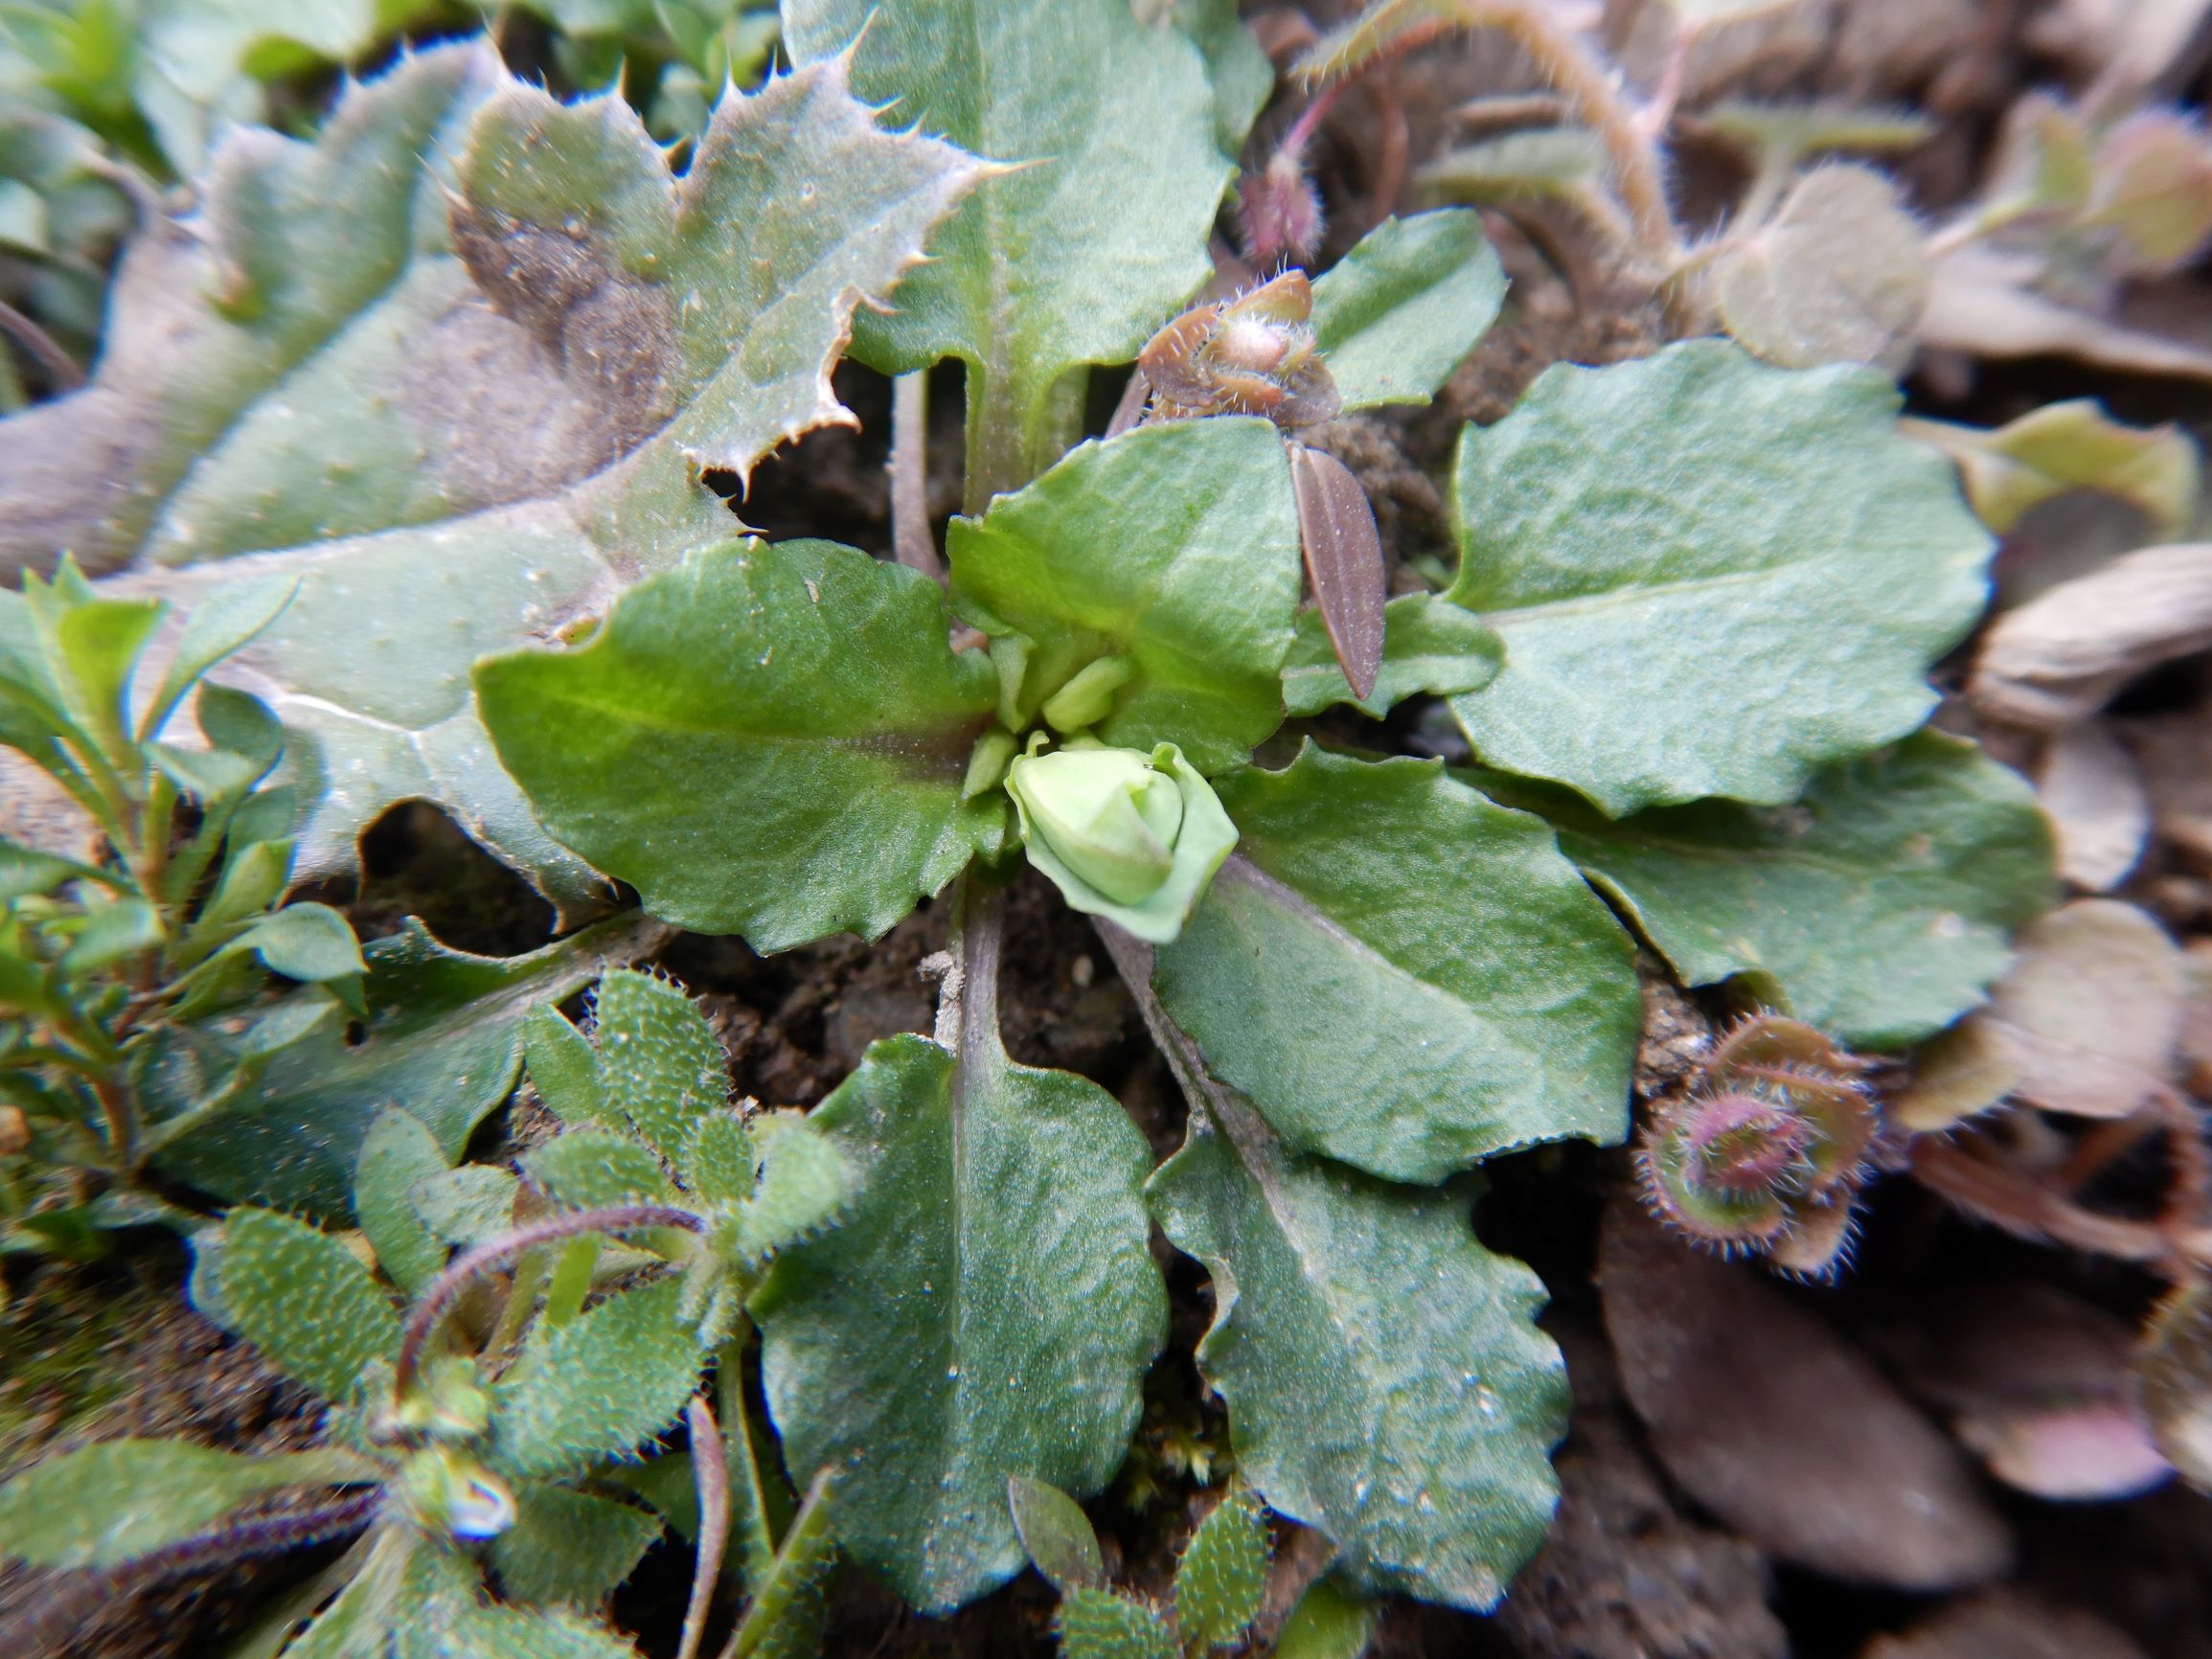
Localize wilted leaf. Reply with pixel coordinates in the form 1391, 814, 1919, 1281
1308, 210, 1506, 412
947, 420, 1303, 774
1150, 1102, 1567, 1609
1920, 247, 2212, 381
2038, 722, 2151, 892
2138, 1281, 2212, 1490
478, 540, 1006, 951
0, 1440, 369, 1569
1971, 542, 2212, 730
1288, 444, 1386, 704
1154, 746, 1638, 1183
752, 1034, 1164, 1612
1446, 341, 1992, 814
783, 0, 1238, 496
0, 45, 982, 908
1904, 399, 2201, 539
151, 912, 661, 1216
1600, 1200, 2011, 1590
1474, 732, 2057, 1051
1697, 101, 1935, 168
1862, 1590, 2154, 1659
1280, 592, 1502, 718
1712, 164, 1929, 369
2087, 109, 2212, 274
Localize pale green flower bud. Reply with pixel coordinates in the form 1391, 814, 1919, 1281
1006, 739, 1237, 943
398, 1443, 515, 1540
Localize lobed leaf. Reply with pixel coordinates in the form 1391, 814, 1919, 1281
1154, 747, 1638, 1184
782, 0, 1237, 493
217, 1206, 400, 1403
947, 421, 1303, 775
492, 1277, 704, 1481
478, 540, 1005, 951
1473, 731, 2058, 1050
751, 1034, 1165, 1612
1310, 210, 1506, 411
1446, 341, 1994, 815
0, 44, 983, 909
1149, 1115, 1567, 1610
0, 1440, 369, 1569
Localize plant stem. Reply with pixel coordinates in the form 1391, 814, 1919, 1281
395, 1203, 704, 1394
679, 1395, 732, 1659
964, 367, 1085, 514
952, 873, 1005, 1072
889, 370, 943, 580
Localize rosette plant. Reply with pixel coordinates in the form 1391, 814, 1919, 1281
0, 0, 2061, 1637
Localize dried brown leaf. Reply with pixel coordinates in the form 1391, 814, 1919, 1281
2037, 722, 2150, 891
1711, 163, 1929, 369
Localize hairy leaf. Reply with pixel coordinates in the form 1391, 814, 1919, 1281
0, 1441, 369, 1569
591, 968, 726, 1162
354, 1105, 452, 1295
948, 421, 1303, 774
1446, 341, 1993, 814
524, 1004, 611, 1127
479, 540, 1005, 950
1310, 211, 1506, 411
396, 1542, 642, 1659
1175, 1489, 1269, 1650
525, 1127, 679, 1211
493, 1277, 703, 1480
1055, 1588, 1178, 1659
1150, 1112, 1567, 1609
489, 1484, 662, 1606
1280, 593, 1502, 719
783, 0, 1235, 494
752, 1034, 1165, 1612
729, 1112, 848, 1261
409, 1165, 520, 1246
723, 1470, 839, 1659
152, 912, 661, 1217
217, 1206, 400, 1402
1154, 747, 1638, 1183
1473, 732, 2057, 1050
0, 44, 981, 906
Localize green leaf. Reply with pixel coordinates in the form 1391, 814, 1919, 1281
783, 0, 1234, 494
4, 44, 982, 912
728, 1111, 847, 1261
0, 836, 110, 900
489, 1484, 662, 1606
1175, 1489, 1268, 1650
1274, 1577, 1378, 1659
525, 1004, 609, 1127
947, 421, 1303, 774
493, 1277, 703, 1480
1280, 594, 1502, 718
139, 573, 296, 742
1174, 0, 1273, 152
1472, 731, 2059, 1049
752, 1034, 1165, 1612
478, 540, 1006, 951
524, 1127, 679, 1211
354, 1105, 452, 1295
723, 1469, 839, 1659
1006, 1474, 1106, 1594
1149, 1112, 1567, 1610
1054, 1588, 1178, 1659
151, 912, 661, 1216
1445, 341, 1993, 814
409, 1165, 520, 1246
217, 1206, 401, 1402
1310, 211, 1506, 411
684, 1110, 755, 1207
1154, 747, 1638, 1184
241, 900, 364, 983
0, 1440, 368, 1569
592, 968, 726, 1163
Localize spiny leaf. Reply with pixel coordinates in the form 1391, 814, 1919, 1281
524, 1127, 679, 1211
947, 420, 1303, 775
782, 0, 1238, 494
217, 1206, 401, 1403
1154, 746, 1638, 1184
354, 1105, 451, 1294
1472, 731, 2057, 1050
1006, 1474, 1106, 1595
1446, 340, 1993, 815
1, 44, 983, 910
1054, 1587, 1177, 1659
1309, 211, 1506, 411
751, 1034, 1164, 1612
591, 968, 726, 1164
1174, 1489, 1269, 1650
1149, 1110, 1567, 1609
477, 540, 1006, 951
151, 912, 662, 1217
489, 1484, 663, 1606
492, 1277, 703, 1481
0, 1441, 369, 1569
